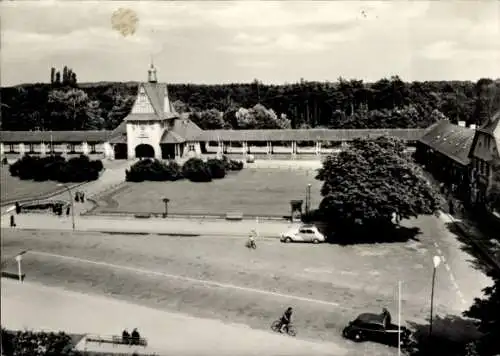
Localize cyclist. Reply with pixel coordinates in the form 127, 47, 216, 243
247, 229, 257, 248
280, 307, 293, 333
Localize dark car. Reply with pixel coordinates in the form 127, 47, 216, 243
342, 313, 413, 347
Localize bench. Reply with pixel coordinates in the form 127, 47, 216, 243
225, 211, 243, 221
85, 334, 148, 347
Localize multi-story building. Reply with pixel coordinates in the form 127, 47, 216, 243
468, 110, 500, 206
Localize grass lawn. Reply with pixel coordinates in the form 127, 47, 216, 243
0, 165, 61, 204
1, 225, 460, 355
94, 168, 323, 217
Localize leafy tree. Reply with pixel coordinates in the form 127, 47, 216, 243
50, 67, 56, 84
463, 275, 500, 356
48, 89, 90, 130
315, 136, 441, 240
172, 100, 190, 113
189, 109, 226, 130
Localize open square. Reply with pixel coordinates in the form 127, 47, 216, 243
0, 215, 470, 355
93, 168, 323, 217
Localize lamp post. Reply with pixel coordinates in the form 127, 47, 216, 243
162, 198, 170, 218
57, 183, 75, 231
305, 183, 312, 214
429, 255, 441, 339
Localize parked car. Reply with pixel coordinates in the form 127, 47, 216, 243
280, 224, 326, 244
342, 312, 414, 348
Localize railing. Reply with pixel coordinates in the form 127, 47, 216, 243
85, 333, 148, 347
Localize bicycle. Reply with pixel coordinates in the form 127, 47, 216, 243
245, 239, 257, 249
270, 320, 296, 336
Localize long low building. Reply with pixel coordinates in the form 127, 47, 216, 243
0, 64, 425, 160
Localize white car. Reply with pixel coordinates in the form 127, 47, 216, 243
280, 224, 326, 244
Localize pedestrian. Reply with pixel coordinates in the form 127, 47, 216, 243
81, 192, 85, 202
131, 328, 140, 345
448, 200, 455, 215
121, 329, 130, 344
66, 205, 71, 216
10, 214, 16, 227
15, 202, 21, 214
75, 192, 80, 203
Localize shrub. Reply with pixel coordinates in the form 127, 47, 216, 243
125, 159, 183, 182
9, 155, 103, 183
1, 329, 79, 356
206, 158, 226, 179
221, 155, 244, 171
182, 158, 212, 182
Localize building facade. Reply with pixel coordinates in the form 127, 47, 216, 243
468, 110, 500, 206
0, 65, 425, 161
415, 111, 500, 210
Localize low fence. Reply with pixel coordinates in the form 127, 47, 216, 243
83, 209, 289, 221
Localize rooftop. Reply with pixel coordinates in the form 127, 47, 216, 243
196, 128, 425, 142
418, 120, 475, 165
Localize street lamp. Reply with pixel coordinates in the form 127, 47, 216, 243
57, 183, 75, 231
305, 183, 312, 214
429, 255, 441, 338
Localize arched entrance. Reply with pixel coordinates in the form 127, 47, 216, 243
114, 143, 128, 160
135, 144, 155, 158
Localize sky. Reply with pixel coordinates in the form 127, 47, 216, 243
1, 1, 499, 86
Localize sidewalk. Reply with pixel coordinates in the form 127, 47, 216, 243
1, 279, 344, 356
1, 213, 299, 237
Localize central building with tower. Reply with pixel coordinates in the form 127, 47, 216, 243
0, 63, 425, 161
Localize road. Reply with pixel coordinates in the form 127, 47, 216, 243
1, 212, 492, 355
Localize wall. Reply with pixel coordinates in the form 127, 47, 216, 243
126, 121, 163, 159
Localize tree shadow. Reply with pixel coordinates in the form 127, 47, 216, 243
406, 314, 482, 356
445, 221, 498, 276
326, 225, 422, 245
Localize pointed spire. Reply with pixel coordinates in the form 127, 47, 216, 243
148, 56, 157, 83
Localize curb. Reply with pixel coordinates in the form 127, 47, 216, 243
13, 227, 282, 239
445, 212, 500, 272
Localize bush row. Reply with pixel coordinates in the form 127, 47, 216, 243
126, 156, 244, 183
1, 328, 79, 356
9, 155, 104, 183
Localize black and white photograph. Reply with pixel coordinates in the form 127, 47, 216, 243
1, 1, 499, 356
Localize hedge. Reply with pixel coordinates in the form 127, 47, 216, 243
1, 328, 80, 356
125, 156, 244, 183
9, 155, 103, 183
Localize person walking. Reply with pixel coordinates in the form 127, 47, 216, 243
10, 214, 16, 227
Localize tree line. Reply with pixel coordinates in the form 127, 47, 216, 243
1, 76, 499, 131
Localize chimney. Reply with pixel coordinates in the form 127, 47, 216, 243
458, 121, 466, 127
469, 124, 477, 130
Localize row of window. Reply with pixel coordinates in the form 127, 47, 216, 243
473, 157, 490, 178
2, 143, 100, 154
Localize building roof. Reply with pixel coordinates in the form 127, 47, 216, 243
478, 109, 500, 134
0, 130, 111, 143
161, 116, 204, 143
418, 120, 475, 165
107, 122, 127, 144
195, 128, 425, 142
124, 82, 178, 122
